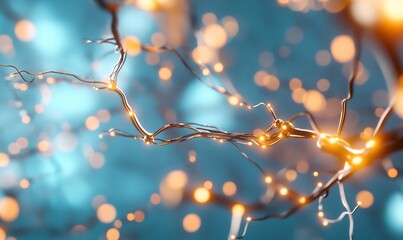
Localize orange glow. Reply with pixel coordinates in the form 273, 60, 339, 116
383, 0, 403, 21
228, 96, 240, 106
37, 140, 51, 152
183, 213, 201, 233
159, 67, 172, 81
0, 197, 20, 222
192, 45, 212, 64
15, 20, 35, 42
137, 0, 159, 11
285, 169, 298, 182
298, 197, 306, 204
366, 139, 376, 148
355, 190, 374, 208
203, 180, 213, 190
166, 170, 188, 189
0, 227, 6, 240
232, 204, 245, 215
303, 90, 326, 112
19, 179, 30, 189
331, 35, 356, 63
97, 204, 117, 223
213, 62, 224, 73
388, 168, 398, 178
352, 156, 363, 165
85, 116, 100, 131
204, 24, 227, 49
222, 181, 237, 196
279, 187, 288, 196
122, 36, 141, 56
106, 228, 120, 240
188, 150, 196, 163
289, 78, 302, 90
222, 17, 239, 37
265, 176, 273, 184
194, 188, 210, 203
127, 213, 135, 221
0, 153, 10, 167
318, 211, 324, 218
150, 193, 161, 205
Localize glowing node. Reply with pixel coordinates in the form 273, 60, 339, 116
318, 211, 324, 218
298, 197, 306, 204
322, 220, 329, 227
279, 187, 288, 196
265, 176, 272, 184
388, 168, 398, 178
246, 217, 252, 222
232, 204, 245, 215
352, 156, 363, 165
366, 139, 376, 148
313, 171, 319, 177
194, 187, 210, 203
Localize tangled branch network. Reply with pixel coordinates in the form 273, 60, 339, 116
1, 0, 403, 239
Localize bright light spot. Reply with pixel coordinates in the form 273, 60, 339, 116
222, 16, 239, 37
166, 170, 188, 189
318, 211, 324, 218
232, 204, 245, 216
214, 62, 224, 73
106, 228, 120, 240
350, 0, 381, 26
137, 0, 159, 11
303, 90, 326, 112
222, 181, 237, 196
279, 187, 288, 196
0, 153, 10, 168
356, 190, 374, 208
159, 67, 172, 81
97, 204, 117, 223
183, 213, 201, 233
194, 188, 210, 203
299, 197, 306, 204
150, 193, 161, 205
15, 20, 36, 42
192, 45, 212, 64
285, 169, 298, 182
383, 0, 403, 21
0, 197, 19, 222
366, 139, 376, 148
204, 24, 227, 49
352, 156, 363, 165
85, 116, 100, 131
331, 35, 356, 63
388, 168, 398, 178
19, 179, 30, 189
122, 36, 141, 56
265, 176, 273, 184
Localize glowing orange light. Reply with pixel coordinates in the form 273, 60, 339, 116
355, 190, 374, 208
85, 116, 100, 131
15, 20, 35, 42
331, 35, 356, 63
352, 156, 363, 165
222, 181, 237, 196
194, 188, 210, 203
183, 214, 201, 233
279, 187, 288, 196
265, 176, 273, 184
366, 139, 376, 148
232, 204, 245, 215
388, 168, 398, 178
0, 153, 10, 167
122, 36, 141, 56
159, 67, 172, 81
97, 204, 117, 223
106, 228, 120, 240
318, 211, 324, 218
19, 179, 30, 189
383, 0, 403, 21
298, 197, 306, 204
0, 197, 20, 222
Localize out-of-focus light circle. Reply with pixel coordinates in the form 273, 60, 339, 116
383, 0, 403, 21
106, 228, 120, 240
0, 153, 10, 167
122, 36, 141, 56
183, 213, 201, 233
137, 0, 159, 11
0, 227, 5, 240
350, 0, 381, 26
15, 20, 36, 42
222, 181, 237, 196
85, 116, 100, 131
194, 188, 210, 203
203, 24, 227, 49
166, 170, 188, 189
303, 90, 326, 112
192, 45, 212, 64
0, 197, 19, 222
385, 193, 403, 235
330, 35, 356, 63
97, 203, 117, 223
356, 190, 374, 208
